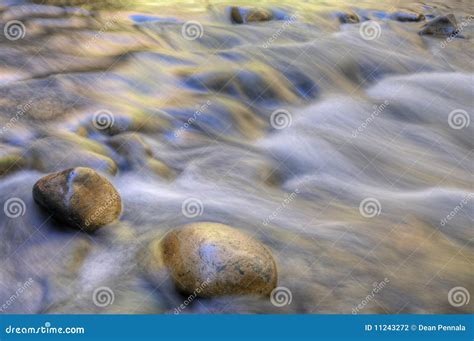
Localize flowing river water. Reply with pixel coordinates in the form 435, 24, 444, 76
0, 0, 472, 314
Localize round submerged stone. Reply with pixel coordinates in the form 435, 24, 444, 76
230, 6, 273, 24
160, 222, 277, 297
32, 167, 122, 232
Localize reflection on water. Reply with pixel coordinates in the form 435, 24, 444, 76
0, 0, 473, 313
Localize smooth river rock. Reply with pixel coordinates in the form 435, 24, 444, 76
336, 12, 360, 24
230, 7, 273, 24
33, 167, 122, 232
390, 11, 425, 22
419, 14, 459, 37
158, 222, 278, 297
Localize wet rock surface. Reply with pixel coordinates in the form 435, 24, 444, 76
0, 0, 472, 314
159, 223, 278, 297
230, 6, 274, 24
33, 167, 122, 232
419, 14, 459, 37
336, 12, 360, 24
390, 11, 425, 22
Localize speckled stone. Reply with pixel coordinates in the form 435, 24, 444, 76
33, 167, 122, 232
419, 14, 459, 37
159, 222, 277, 297
230, 7, 273, 24
336, 12, 360, 24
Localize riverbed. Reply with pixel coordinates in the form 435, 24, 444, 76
0, 0, 472, 314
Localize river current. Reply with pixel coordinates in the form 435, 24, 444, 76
0, 0, 472, 313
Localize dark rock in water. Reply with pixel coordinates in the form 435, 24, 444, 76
33, 167, 122, 232
230, 7, 244, 24
419, 14, 459, 37
106, 133, 174, 179
390, 12, 425, 22
230, 6, 273, 24
158, 222, 277, 297
246, 8, 273, 23
107, 133, 153, 168
336, 12, 360, 24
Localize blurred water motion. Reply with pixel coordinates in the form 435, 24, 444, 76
0, 0, 472, 314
